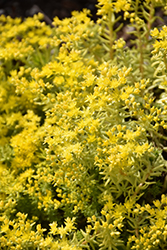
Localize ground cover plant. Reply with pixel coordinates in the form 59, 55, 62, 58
1, 0, 167, 249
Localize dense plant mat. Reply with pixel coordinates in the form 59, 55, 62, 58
1, 0, 167, 249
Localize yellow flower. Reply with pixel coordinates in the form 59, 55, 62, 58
150, 28, 159, 37
57, 225, 68, 237
49, 221, 58, 235
135, 142, 150, 157
64, 217, 76, 232
114, 0, 131, 13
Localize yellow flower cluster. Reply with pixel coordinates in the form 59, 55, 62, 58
0, 0, 167, 249
0, 213, 80, 249
128, 195, 167, 249
97, 0, 131, 16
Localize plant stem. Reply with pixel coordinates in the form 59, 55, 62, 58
108, 12, 114, 60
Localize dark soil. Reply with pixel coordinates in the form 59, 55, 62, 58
0, 0, 98, 20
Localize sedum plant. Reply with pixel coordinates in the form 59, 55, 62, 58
1, 0, 167, 249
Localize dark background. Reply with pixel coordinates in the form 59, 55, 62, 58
0, 0, 98, 20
